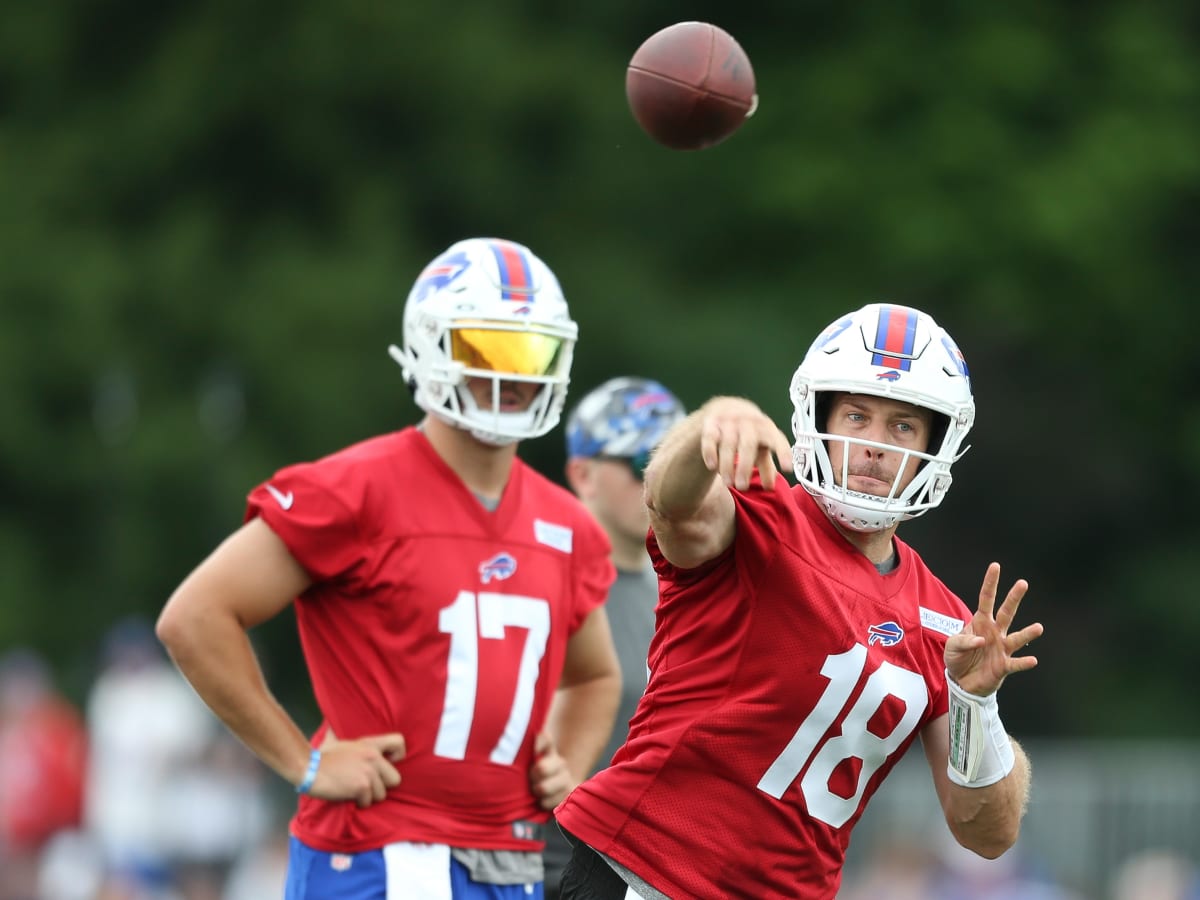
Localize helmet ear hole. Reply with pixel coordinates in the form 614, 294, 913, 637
927, 413, 949, 456
814, 392, 833, 432
913, 412, 950, 474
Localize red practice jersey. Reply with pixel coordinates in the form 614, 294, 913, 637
247, 427, 614, 853
556, 481, 971, 899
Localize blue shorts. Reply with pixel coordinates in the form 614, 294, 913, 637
285, 836, 545, 900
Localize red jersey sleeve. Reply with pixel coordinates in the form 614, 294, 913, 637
647, 474, 788, 585
245, 461, 366, 583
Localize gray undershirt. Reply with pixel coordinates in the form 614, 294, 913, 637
474, 492, 501, 512
874, 544, 899, 575
451, 848, 542, 885
602, 853, 670, 899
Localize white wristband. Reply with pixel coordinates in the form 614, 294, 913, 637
946, 671, 1015, 788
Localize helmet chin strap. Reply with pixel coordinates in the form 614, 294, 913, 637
819, 494, 900, 533
465, 420, 520, 448
452, 381, 543, 446
427, 408, 521, 447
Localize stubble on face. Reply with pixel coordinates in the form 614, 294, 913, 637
824, 393, 933, 497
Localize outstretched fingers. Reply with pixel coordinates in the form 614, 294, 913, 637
1005, 620, 1045, 672
952, 562, 1045, 693
996, 578, 1031, 635
976, 561, 1001, 620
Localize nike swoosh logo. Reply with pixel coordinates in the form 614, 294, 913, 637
265, 484, 294, 510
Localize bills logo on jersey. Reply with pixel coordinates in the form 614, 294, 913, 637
867, 621, 904, 647
413, 250, 471, 302
479, 552, 517, 583
330, 854, 353, 872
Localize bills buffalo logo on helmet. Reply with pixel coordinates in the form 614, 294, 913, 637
413, 250, 471, 302
479, 552, 517, 584
875, 370, 902, 382
867, 621, 904, 647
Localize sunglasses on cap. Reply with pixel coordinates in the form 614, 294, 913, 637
593, 451, 652, 481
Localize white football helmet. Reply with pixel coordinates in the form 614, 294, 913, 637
388, 238, 578, 446
790, 303, 975, 532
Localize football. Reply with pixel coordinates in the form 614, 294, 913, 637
625, 21, 758, 151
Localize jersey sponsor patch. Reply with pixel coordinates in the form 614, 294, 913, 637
479, 552, 517, 583
920, 607, 965, 637
533, 519, 573, 553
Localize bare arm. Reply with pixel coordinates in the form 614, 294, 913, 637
156, 517, 405, 807
922, 715, 1032, 857
923, 561, 1044, 856
531, 605, 622, 809
643, 396, 793, 569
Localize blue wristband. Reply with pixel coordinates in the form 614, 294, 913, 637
296, 748, 321, 794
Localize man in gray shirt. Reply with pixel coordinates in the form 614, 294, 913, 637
544, 377, 686, 899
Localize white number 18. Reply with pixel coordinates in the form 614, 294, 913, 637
757, 645, 927, 827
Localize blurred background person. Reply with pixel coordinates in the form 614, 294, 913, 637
840, 826, 1085, 900
84, 617, 247, 896
34, 828, 108, 900
0, 648, 87, 900
1109, 848, 1200, 900
219, 830, 291, 900
543, 376, 686, 899
156, 730, 276, 899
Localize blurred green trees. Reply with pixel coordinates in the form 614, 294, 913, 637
2, 0, 1197, 736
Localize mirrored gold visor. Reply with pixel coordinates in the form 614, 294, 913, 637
450, 328, 564, 376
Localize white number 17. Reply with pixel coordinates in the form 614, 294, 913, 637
434, 590, 550, 765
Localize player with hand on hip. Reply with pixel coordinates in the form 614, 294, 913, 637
157, 237, 622, 899
555, 303, 1043, 900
